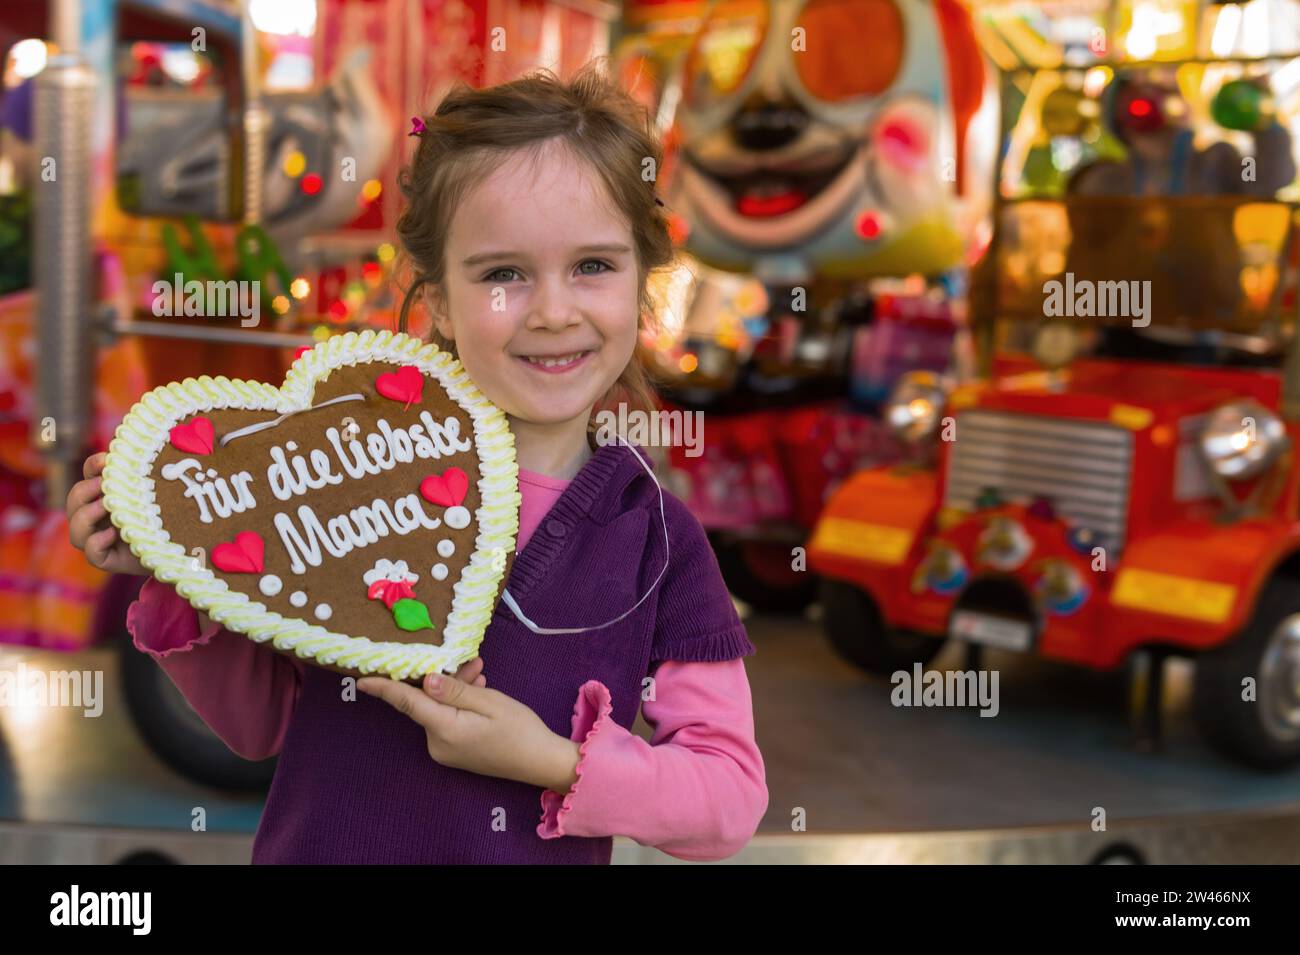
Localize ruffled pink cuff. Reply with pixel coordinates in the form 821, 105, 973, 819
127, 577, 224, 659
536, 679, 614, 840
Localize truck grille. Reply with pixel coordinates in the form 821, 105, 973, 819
944, 411, 1134, 554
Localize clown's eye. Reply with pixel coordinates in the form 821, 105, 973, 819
795, 0, 904, 102
682, 0, 768, 107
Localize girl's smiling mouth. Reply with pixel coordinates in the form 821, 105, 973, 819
516, 349, 595, 374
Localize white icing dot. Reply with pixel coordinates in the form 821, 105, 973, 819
315, 603, 332, 621
436, 539, 455, 558
205, 468, 217, 479
432, 563, 448, 581
445, 505, 470, 529
290, 591, 307, 607
259, 575, 282, 597
287, 441, 298, 451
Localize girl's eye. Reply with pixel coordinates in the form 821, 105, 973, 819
483, 267, 520, 283
578, 259, 613, 275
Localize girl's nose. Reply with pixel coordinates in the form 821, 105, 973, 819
525, 276, 582, 330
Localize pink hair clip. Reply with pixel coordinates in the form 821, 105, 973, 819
408, 116, 426, 137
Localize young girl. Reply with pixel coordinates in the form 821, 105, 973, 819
66, 60, 767, 864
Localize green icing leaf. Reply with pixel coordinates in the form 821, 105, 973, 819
392, 598, 435, 633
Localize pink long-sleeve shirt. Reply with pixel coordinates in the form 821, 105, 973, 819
127, 465, 767, 861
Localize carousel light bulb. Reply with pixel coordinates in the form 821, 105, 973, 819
377, 243, 396, 264
290, 277, 311, 300
283, 151, 307, 178
362, 179, 383, 202
10, 39, 48, 79
272, 295, 290, 314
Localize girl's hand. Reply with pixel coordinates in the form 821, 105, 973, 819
357, 671, 580, 792
67, 452, 148, 576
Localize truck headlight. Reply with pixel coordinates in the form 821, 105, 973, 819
886, 372, 946, 444
1200, 401, 1289, 480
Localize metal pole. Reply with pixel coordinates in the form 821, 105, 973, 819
33, 0, 96, 507
110, 317, 315, 349
241, 0, 266, 225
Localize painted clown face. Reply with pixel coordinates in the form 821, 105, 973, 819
665, 0, 989, 283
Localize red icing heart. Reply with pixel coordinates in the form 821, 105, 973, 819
420, 468, 469, 507
168, 417, 215, 456
211, 531, 265, 574
375, 364, 424, 408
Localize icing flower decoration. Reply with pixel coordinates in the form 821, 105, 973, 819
408, 116, 426, 137
363, 558, 419, 586
364, 558, 419, 606
367, 578, 416, 609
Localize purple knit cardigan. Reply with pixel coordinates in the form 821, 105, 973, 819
250, 442, 755, 863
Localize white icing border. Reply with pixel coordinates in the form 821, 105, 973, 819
101, 330, 520, 680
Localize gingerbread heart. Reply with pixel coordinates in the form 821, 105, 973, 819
375, 364, 424, 408
101, 331, 520, 680
420, 468, 469, 508
169, 416, 215, 455
212, 531, 265, 574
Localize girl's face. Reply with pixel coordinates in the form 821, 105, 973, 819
429, 140, 641, 432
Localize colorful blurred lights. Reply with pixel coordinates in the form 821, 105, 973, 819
300, 173, 323, 196
290, 277, 311, 300
283, 151, 307, 178
250, 0, 318, 37
10, 39, 48, 80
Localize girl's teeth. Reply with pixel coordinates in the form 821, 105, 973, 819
526, 352, 585, 367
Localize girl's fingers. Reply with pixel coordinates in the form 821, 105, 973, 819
65, 476, 102, 516
68, 497, 109, 547
357, 676, 448, 730
83, 452, 107, 480
473, 675, 486, 688
84, 526, 118, 568
454, 656, 484, 683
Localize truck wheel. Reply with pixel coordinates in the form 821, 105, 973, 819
118, 635, 277, 792
712, 537, 817, 614
1193, 578, 1300, 771
819, 578, 945, 676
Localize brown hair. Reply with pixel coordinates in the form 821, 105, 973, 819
395, 57, 674, 426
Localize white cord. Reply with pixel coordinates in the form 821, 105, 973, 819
218, 393, 367, 447
500, 435, 670, 634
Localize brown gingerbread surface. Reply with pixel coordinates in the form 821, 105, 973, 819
148, 360, 515, 654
